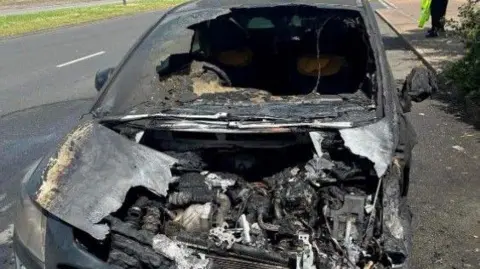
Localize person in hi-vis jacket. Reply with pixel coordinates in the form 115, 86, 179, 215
427, 0, 449, 37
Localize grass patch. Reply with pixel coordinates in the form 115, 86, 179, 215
0, 0, 186, 37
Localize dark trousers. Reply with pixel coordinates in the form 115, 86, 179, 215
430, 0, 449, 30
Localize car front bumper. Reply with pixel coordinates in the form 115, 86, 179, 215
13, 215, 111, 269
13, 231, 44, 269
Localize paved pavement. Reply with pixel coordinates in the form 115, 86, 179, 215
0, 1, 479, 269
379, 0, 465, 20
376, 0, 466, 72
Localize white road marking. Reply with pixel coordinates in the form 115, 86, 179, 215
56, 51, 105, 68
0, 202, 13, 213
0, 224, 13, 245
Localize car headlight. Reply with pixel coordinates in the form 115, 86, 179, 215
14, 159, 47, 264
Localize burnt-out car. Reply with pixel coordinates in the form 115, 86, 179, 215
13, 0, 438, 269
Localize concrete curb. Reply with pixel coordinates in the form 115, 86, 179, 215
376, 9, 438, 74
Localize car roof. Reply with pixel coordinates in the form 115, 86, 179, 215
172, 0, 365, 13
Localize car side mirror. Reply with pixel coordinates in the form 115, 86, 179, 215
398, 66, 438, 113
95, 67, 115, 92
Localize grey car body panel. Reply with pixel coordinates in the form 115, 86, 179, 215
32, 122, 177, 240
340, 118, 395, 177
175, 0, 363, 11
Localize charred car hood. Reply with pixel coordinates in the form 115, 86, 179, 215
28, 118, 397, 240
30, 121, 178, 240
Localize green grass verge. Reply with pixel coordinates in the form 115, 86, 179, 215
0, 0, 186, 37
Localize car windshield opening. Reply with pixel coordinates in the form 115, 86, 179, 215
96, 6, 377, 121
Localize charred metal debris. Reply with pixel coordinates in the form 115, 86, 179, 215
68, 127, 408, 269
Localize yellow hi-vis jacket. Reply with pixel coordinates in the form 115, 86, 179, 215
418, 0, 432, 28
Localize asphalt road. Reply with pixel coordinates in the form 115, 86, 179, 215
0, 2, 479, 269
0, 11, 163, 116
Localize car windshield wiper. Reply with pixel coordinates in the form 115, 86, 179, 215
142, 119, 357, 131
99, 112, 290, 125
98, 110, 376, 130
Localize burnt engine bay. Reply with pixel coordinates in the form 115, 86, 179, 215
70, 128, 406, 269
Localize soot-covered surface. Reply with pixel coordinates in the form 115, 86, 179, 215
67, 130, 407, 269
128, 60, 376, 124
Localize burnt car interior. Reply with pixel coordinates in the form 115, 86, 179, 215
153, 7, 376, 105
73, 6, 408, 269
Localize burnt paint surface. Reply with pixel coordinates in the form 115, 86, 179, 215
381, 161, 412, 266
176, 0, 364, 12
33, 122, 176, 240
128, 60, 376, 122
165, 102, 376, 123
0, 99, 93, 268
33, 117, 402, 242
339, 118, 395, 177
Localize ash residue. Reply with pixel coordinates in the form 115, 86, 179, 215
146, 60, 356, 113
151, 61, 233, 109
